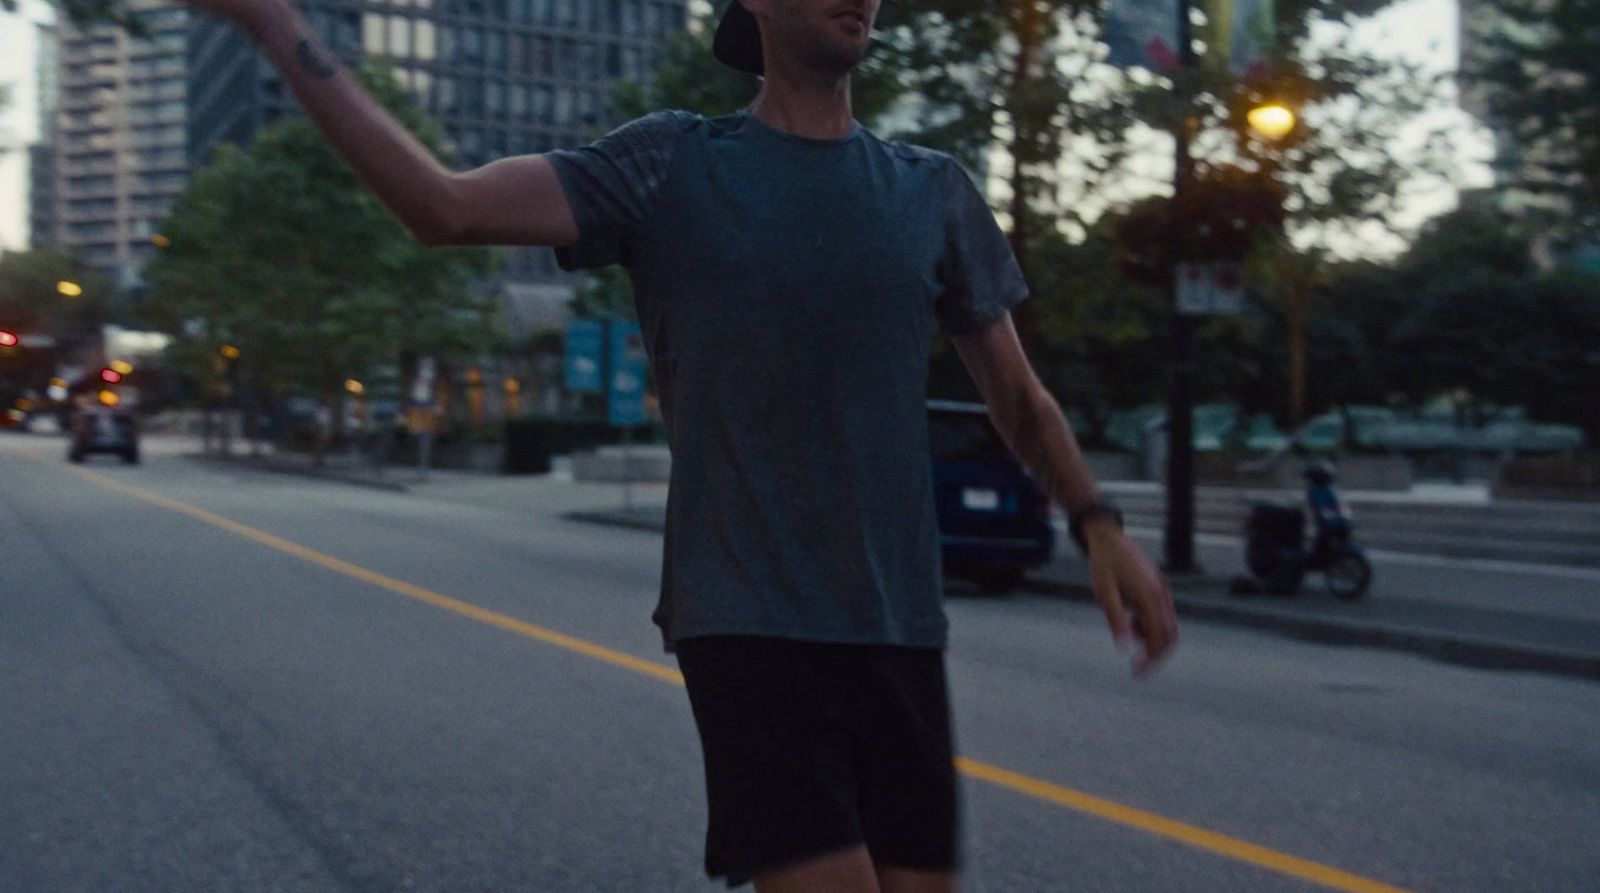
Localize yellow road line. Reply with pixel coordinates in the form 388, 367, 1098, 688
60, 462, 1419, 893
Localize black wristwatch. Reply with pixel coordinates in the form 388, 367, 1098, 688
1068, 501, 1124, 554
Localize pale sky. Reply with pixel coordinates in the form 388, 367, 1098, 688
0, 0, 1493, 253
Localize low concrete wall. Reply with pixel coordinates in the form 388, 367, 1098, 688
1192, 454, 1413, 491
571, 444, 672, 483
1084, 451, 1141, 482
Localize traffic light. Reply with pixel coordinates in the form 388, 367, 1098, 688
100, 367, 124, 385
0, 330, 16, 348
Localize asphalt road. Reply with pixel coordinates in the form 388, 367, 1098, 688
3, 433, 1598, 893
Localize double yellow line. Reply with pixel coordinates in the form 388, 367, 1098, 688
62, 463, 1418, 893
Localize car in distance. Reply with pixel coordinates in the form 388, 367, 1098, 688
928, 400, 1054, 593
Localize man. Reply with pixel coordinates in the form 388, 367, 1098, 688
180, 0, 1178, 889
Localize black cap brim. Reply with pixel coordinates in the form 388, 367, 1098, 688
714, 2, 764, 76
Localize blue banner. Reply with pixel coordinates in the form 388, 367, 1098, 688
1104, 0, 1181, 72
607, 320, 647, 427
564, 319, 604, 394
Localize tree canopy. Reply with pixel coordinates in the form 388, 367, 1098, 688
140, 62, 498, 415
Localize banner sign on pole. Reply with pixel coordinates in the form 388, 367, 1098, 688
564, 319, 604, 394
1104, 0, 1181, 72
1211, 0, 1274, 76
1176, 263, 1247, 316
607, 320, 647, 427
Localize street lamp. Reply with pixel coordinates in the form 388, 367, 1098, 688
1247, 103, 1297, 142
57, 281, 83, 298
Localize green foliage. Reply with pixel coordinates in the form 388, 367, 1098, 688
140, 62, 498, 406
0, 248, 112, 342
0, 249, 113, 395
1312, 205, 1600, 440
17, 0, 151, 37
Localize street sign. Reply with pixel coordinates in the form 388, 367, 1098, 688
410, 356, 437, 405
405, 406, 440, 434
1176, 262, 1247, 316
565, 320, 604, 394
608, 320, 647, 427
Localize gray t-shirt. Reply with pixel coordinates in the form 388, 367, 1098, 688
548, 109, 1028, 651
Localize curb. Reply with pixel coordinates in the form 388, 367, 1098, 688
558, 507, 1600, 683
1020, 576, 1600, 682
186, 452, 410, 492
564, 509, 672, 533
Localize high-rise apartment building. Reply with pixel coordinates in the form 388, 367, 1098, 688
188, 0, 691, 332
29, 21, 62, 249
41, 2, 189, 290
1458, 0, 1594, 269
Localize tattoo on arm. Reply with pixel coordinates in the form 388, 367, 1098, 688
295, 38, 338, 80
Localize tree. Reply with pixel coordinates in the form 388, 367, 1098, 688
0, 247, 111, 345
1465, 0, 1600, 237
141, 62, 497, 461
0, 248, 113, 407
9, 0, 152, 36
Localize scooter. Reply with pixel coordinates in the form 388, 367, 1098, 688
1232, 459, 1374, 599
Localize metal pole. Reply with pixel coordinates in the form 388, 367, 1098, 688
1164, 0, 1199, 573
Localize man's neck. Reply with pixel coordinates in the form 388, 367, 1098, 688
747, 61, 855, 141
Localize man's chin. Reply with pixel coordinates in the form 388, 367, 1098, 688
807, 40, 871, 74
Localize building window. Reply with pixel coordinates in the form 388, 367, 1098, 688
416, 20, 436, 61
363, 14, 385, 55
388, 16, 411, 57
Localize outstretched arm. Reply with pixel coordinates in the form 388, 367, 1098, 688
951, 314, 1179, 677
184, 0, 577, 247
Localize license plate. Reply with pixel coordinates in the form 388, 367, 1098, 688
961, 488, 1000, 511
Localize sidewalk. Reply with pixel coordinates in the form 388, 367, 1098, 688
559, 487, 1600, 682
178, 441, 1600, 682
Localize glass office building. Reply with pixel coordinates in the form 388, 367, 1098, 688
188, 0, 691, 330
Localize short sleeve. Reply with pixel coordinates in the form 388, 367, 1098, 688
935, 159, 1030, 335
546, 110, 696, 270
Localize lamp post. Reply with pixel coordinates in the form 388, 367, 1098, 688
1163, 44, 1300, 571
1163, 0, 1202, 573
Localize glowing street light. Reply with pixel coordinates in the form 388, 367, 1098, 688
57, 281, 83, 298
219, 344, 241, 360
344, 379, 365, 396
111, 360, 134, 375
151, 234, 171, 248
1247, 103, 1298, 142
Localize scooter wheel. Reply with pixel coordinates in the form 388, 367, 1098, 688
1326, 550, 1373, 600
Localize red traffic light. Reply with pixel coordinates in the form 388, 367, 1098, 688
0, 330, 17, 347
100, 368, 124, 384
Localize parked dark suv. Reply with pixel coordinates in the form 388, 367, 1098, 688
69, 406, 140, 464
929, 400, 1054, 592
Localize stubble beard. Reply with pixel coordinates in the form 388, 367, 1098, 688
776, 18, 870, 76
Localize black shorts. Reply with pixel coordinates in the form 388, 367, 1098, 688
675, 635, 961, 888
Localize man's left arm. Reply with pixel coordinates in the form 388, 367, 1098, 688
950, 313, 1179, 677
